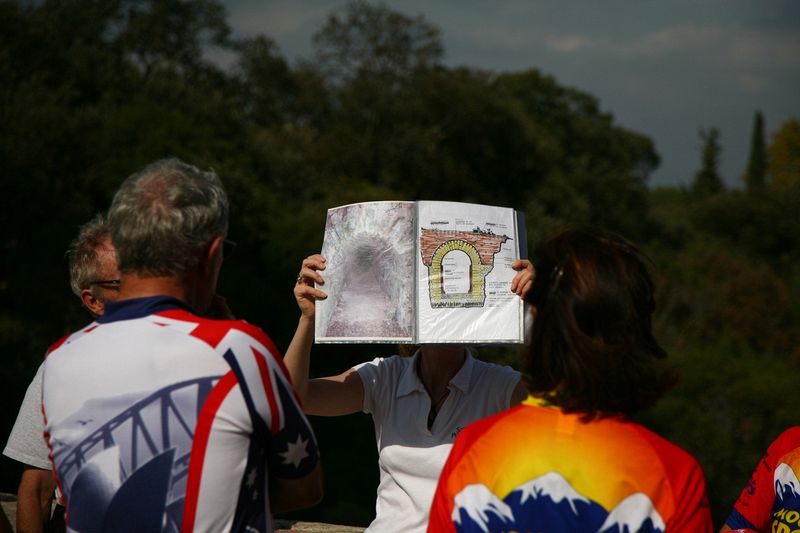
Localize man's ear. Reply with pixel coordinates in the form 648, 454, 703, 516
200, 235, 224, 273
80, 288, 104, 317
529, 305, 538, 318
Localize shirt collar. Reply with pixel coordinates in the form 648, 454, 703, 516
396, 347, 476, 397
97, 295, 200, 324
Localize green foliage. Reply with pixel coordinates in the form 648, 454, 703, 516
312, 0, 443, 87
692, 127, 724, 196
645, 179, 800, 527
639, 341, 796, 526
768, 117, 800, 191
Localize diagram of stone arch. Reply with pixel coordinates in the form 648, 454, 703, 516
420, 229, 510, 308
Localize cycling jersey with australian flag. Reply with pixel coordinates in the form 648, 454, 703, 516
41, 295, 318, 533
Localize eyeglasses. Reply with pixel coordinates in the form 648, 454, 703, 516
89, 279, 121, 289
223, 239, 237, 256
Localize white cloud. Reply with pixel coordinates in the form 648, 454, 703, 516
619, 24, 729, 57
465, 20, 799, 72
728, 30, 800, 68
229, 2, 332, 38
542, 34, 596, 53
736, 75, 770, 93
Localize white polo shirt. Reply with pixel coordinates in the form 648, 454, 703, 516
356, 350, 520, 533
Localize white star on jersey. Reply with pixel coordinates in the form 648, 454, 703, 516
280, 435, 309, 468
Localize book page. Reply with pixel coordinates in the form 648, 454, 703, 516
315, 201, 416, 343
417, 200, 523, 344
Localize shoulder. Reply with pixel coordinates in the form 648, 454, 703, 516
760, 426, 800, 471
471, 357, 519, 376
631, 422, 704, 476
355, 354, 407, 376
224, 319, 281, 357
769, 426, 800, 455
454, 404, 527, 449
468, 358, 520, 390
155, 310, 280, 356
45, 333, 72, 356
45, 322, 100, 357
355, 355, 408, 412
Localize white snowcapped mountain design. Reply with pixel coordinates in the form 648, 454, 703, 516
598, 492, 666, 532
516, 471, 591, 513
452, 484, 514, 532
775, 462, 800, 499
452, 471, 666, 533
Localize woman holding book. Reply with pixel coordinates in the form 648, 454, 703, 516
285, 253, 532, 533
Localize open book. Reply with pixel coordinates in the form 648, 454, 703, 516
315, 201, 527, 344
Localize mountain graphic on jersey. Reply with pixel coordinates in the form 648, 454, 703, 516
776, 462, 800, 500
452, 471, 665, 533
772, 460, 800, 528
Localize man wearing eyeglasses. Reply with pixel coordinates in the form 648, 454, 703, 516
39, 158, 322, 532
3, 214, 120, 532
68, 214, 121, 317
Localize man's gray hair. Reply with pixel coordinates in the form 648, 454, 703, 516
67, 214, 112, 296
108, 158, 229, 277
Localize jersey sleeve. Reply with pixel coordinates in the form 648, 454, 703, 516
666, 458, 713, 532
640, 427, 713, 532
191, 316, 321, 480
266, 356, 319, 480
238, 324, 319, 480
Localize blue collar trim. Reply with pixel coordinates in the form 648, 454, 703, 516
97, 295, 199, 324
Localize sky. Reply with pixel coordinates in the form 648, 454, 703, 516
223, 0, 800, 188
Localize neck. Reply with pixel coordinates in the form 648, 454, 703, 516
117, 273, 199, 309
417, 345, 467, 395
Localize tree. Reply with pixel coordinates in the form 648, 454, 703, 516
312, 0, 443, 88
743, 111, 767, 191
113, 0, 231, 76
496, 69, 659, 239
693, 127, 724, 196
768, 118, 800, 192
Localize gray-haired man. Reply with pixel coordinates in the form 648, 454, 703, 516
41, 159, 322, 532
3, 214, 120, 532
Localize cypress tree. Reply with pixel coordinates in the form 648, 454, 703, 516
693, 127, 724, 196
744, 110, 767, 191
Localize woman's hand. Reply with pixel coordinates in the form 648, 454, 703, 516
295, 254, 328, 319
510, 259, 534, 299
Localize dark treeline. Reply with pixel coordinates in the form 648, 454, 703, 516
1, 0, 798, 526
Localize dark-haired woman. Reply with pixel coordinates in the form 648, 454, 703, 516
428, 225, 712, 533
